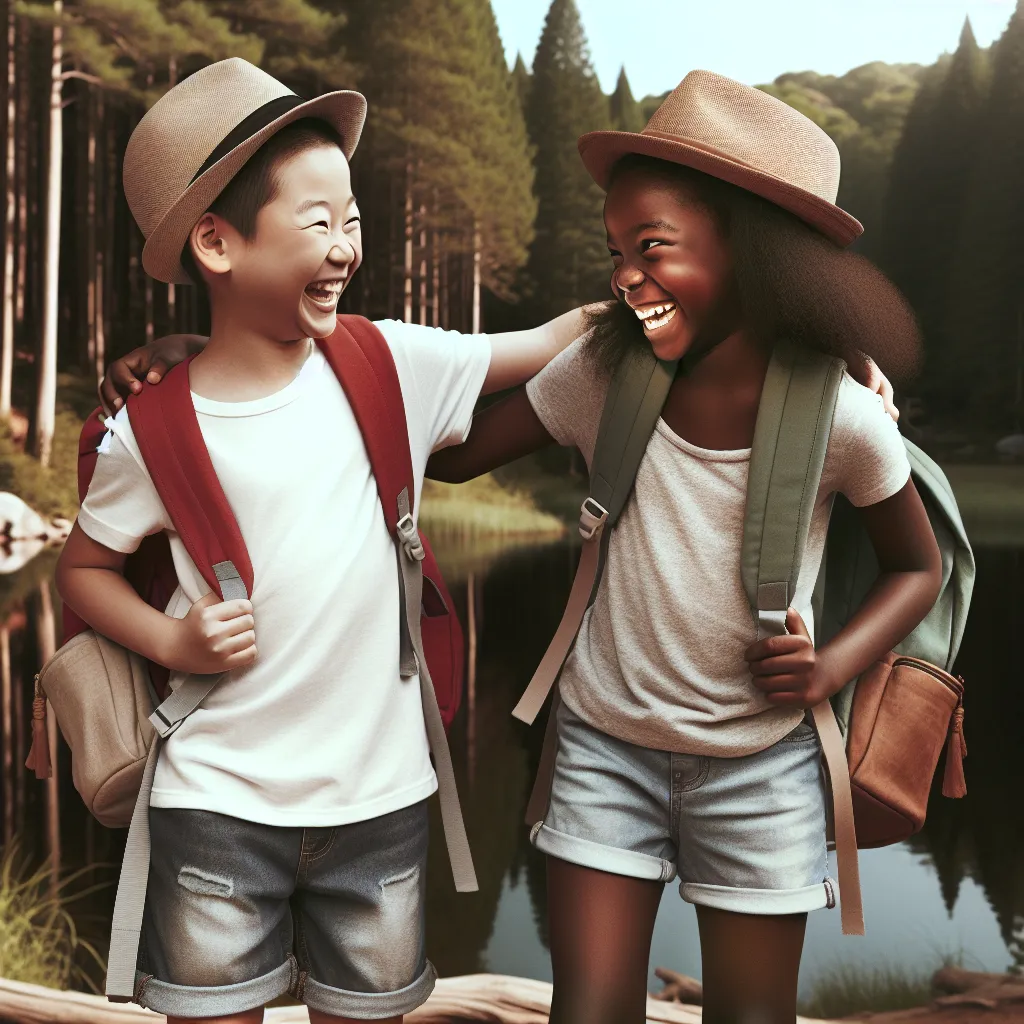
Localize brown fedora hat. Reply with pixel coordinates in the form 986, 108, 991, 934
124, 58, 367, 285
578, 69, 862, 247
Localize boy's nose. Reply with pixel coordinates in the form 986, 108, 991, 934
327, 240, 356, 266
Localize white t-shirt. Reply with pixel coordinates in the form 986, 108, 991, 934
526, 339, 912, 758
77, 320, 490, 827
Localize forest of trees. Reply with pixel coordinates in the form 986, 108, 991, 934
0, 0, 1022, 472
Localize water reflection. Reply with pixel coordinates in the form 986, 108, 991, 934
0, 535, 1019, 993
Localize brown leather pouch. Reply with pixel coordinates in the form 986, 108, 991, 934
846, 652, 967, 849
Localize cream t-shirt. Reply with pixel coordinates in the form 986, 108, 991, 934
526, 339, 912, 757
77, 321, 490, 826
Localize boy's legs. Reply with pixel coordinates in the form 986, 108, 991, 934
164, 1012, 403, 1024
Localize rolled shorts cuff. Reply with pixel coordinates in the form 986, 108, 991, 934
531, 821, 676, 883
680, 876, 838, 916
134, 957, 296, 1016
301, 960, 437, 1018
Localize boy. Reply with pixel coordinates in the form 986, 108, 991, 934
58, 58, 592, 1024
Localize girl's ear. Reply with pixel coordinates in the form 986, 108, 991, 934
189, 213, 233, 279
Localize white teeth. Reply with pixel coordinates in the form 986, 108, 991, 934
642, 306, 678, 331
634, 303, 676, 322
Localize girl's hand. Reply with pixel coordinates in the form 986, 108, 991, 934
98, 334, 208, 417
745, 607, 838, 708
166, 593, 257, 675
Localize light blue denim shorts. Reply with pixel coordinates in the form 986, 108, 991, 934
531, 699, 837, 916
135, 800, 434, 1019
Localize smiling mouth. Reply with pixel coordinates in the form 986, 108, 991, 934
304, 279, 345, 312
634, 302, 678, 332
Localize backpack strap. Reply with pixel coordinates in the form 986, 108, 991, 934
317, 315, 477, 895
516, 344, 677, 826
107, 363, 253, 1001
742, 340, 865, 936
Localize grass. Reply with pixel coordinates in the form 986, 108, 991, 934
797, 955, 962, 1019
0, 841, 107, 992
420, 473, 567, 539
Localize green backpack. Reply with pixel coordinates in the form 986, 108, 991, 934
513, 339, 974, 936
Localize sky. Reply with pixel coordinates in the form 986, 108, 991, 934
490, 0, 1016, 98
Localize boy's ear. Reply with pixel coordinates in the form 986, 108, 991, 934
189, 213, 233, 279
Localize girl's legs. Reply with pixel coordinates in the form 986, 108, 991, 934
696, 906, 807, 1024
546, 855, 663, 1024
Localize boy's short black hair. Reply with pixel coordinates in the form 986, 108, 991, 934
180, 118, 345, 286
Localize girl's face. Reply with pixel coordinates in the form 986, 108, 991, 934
604, 166, 735, 363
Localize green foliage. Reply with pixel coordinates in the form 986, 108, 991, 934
945, 0, 1024, 429
609, 66, 644, 132
524, 0, 612, 320
882, 22, 990, 411
420, 474, 565, 539
511, 52, 531, 114
0, 842, 107, 991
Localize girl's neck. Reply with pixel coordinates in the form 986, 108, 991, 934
189, 303, 312, 402
683, 326, 770, 388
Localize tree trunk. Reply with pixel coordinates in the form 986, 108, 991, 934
403, 162, 413, 323
166, 57, 176, 330
418, 201, 427, 326
13, 10, 25, 331
92, 92, 104, 387
431, 194, 439, 327
0, 6, 16, 418
472, 225, 481, 334
32, 0, 62, 467
85, 85, 97, 373
466, 572, 476, 784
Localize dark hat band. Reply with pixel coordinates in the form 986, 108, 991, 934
190, 94, 305, 185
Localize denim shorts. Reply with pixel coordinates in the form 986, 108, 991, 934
135, 800, 434, 1019
531, 700, 837, 916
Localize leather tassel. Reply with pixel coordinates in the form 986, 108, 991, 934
24, 675, 52, 780
941, 705, 967, 799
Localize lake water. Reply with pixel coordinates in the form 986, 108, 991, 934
0, 503, 1021, 999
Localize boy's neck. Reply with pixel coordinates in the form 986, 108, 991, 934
189, 303, 314, 403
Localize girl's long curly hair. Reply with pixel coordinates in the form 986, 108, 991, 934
584, 154, 921, 384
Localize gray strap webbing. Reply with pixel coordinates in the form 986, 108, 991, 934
105, 561, 246, 1001
740, 343, 863, 935
514, 346, 676, 820
395, 489, 478, 893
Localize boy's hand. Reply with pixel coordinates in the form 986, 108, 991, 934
98, 334, 207, 417
850, 353, 899, 423
745, 608, 837, 708
168, 593, 257, 675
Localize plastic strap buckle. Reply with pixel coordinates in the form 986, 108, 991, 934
578, 497, 609, 542
148, 707, 181, 740
396, 513, 425, 562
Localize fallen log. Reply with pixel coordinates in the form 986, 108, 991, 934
0, 974, 829, 1024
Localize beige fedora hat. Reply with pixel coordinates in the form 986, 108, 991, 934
124, 58, 367, 284
578, 69, 862, 247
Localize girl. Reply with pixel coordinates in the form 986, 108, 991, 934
423, 71, 942, 1024
102, 71, 935, 1024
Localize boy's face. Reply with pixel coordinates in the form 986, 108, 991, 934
220, 144, 362, 341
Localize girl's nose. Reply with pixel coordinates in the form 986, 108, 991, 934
614, 264, 645, 298
327, 239, 355, 266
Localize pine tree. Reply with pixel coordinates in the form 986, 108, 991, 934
946, 1, 1024, 427
525, 0, 612, 321
609, 66, 644, 132
882, 22, 989, 409
511, 51, 530, 113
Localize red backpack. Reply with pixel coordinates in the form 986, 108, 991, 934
61, 315, 465, 727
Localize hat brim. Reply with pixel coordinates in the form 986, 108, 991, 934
142, 90, 368, 285
578, 129, 863, 248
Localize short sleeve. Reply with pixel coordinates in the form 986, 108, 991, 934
372, 320, 491, 452
525, 335, 609, 462
77, 408, 171, 553
826, 373, 912, 508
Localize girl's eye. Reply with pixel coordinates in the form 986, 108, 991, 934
608, 248, 622, 263
345, 217, 361, 230
640, 239, 667, 253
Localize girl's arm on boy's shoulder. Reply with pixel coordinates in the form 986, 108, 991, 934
745, 479, 942, 708
56, 524, 258, 676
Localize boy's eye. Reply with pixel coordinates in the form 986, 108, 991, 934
345, 216, 361, 229
314, 220, 330, 229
